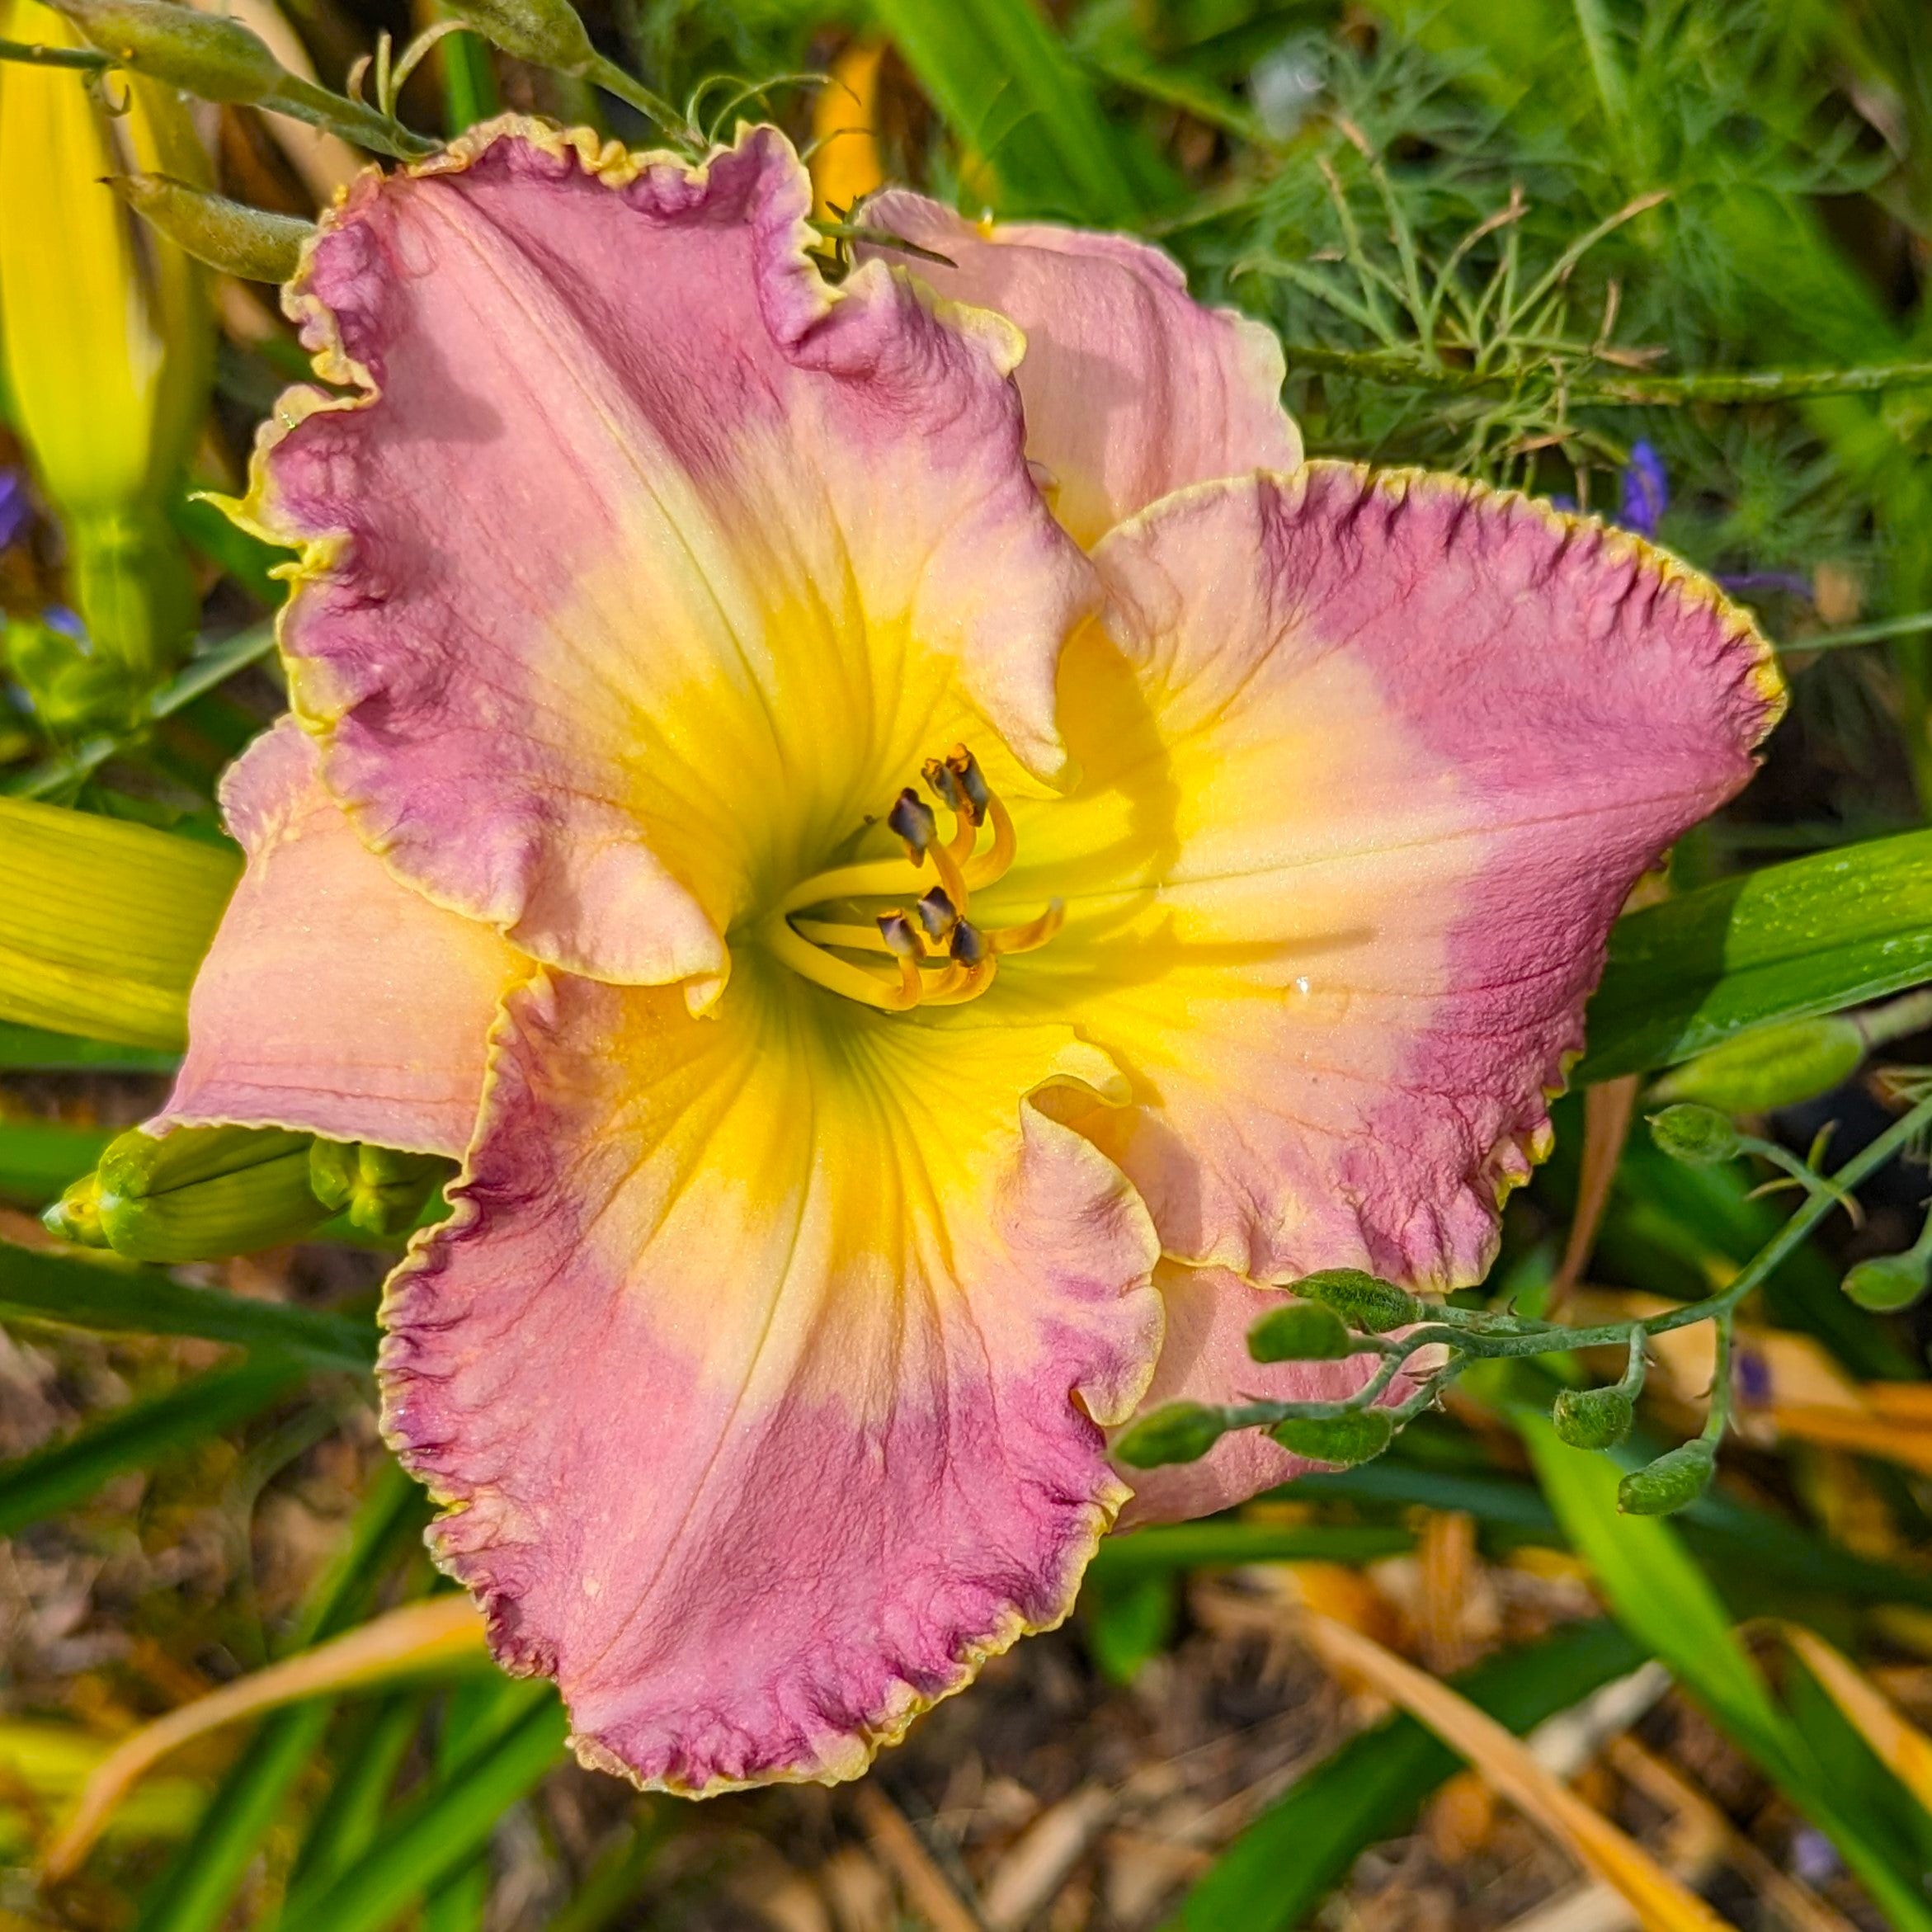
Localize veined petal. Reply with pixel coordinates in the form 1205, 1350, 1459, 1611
860, 192, 1299, 546
239, 120, 1094, 994
978, 465, 1783, 1291
380, 965, 1161, 1794
1116, 1264, 1399, 1527
161, 719, 521, 1157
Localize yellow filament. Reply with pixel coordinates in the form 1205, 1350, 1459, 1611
964, 793, 1016, 890
775, 857, 926, 917
990, 898, 1063, 955
921, 959, 999, 1006
762, 916, 921, 1011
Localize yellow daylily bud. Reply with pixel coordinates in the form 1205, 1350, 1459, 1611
0, 797, 239, 1048
111, 170, 313, 283
0, 0, 211, 681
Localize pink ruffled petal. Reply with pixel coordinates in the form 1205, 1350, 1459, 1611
160, 719, 521, 1157
860, 192, 1300, 545
243, 120, 1094, 992
981, 464, 1783, 1296
381, 967, 1161, 1793
1114, 1265, 1396, 1528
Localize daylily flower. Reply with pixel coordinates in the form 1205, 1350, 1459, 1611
162, 118, 1783, 1793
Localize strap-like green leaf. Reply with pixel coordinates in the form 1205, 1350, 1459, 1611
1581, 829, 1932, 1081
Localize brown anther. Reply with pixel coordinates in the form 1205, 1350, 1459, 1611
945, 746, 990, 823
914, 888, 958, 942
922, 757, 969, 818
950, 919, 987, 968
887, 789, 936, 860
876, 912, 923, 959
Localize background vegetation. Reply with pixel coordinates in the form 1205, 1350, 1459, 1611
6, 0, 1932, 1927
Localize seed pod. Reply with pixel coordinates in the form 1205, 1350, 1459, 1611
1651, 1015, 1866, 1114
1647, 1104, 1742, 1166
0, 0, 211, 689
81, 1123, 332, 1262
1247, 1300, 1356, 1363
1617, 1438, 1715, 1516
309, 1140, 450, 1239
1552, 1383, 1634, 1451
1269, 1407, 1395, 1466
1840, 1252, 1930, 1314
111, 172, 313, 285
1291, 1267, 1420, 1334
1113, 1401, 1228, 1469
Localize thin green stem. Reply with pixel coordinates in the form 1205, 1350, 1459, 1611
1701, 1316, 1735, 1445
1647, 1093, 1932, 1336
0, 33, 108, 67
1779, 610, 1932, 653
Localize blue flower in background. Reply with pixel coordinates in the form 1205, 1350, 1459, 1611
0, 469, 30, 553
1559, 442, 1810, 603
1616, 440, 1669, 539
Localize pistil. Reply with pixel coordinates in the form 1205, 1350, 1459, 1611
764, 744, 1062, 1011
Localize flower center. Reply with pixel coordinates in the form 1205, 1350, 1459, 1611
759, 745, 1063, 1012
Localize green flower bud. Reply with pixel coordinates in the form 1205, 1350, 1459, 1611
1647, 1104, 1742, 1166
111, 172, 313, 285
1113, 1401, 1228, 1469
435, 0, 594, 73
1650, 1015, 1866, 1114
1840, 1253, 1930, 1314
88, 1123, 329, 1262
0, 797, 239, 1050
43, 1170, 107, 1247
42, 0, 286, 101
1617, 1439, 1715, 1516
1247, 1300, 1355, 1363
1268, 1407, 1394, 1466
309, 1140, 450, 1240
1290, 1268, 1420, 1334
1551, 1383, 1634, 1451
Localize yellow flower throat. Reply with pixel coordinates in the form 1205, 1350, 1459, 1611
760, 746, 1063, 1012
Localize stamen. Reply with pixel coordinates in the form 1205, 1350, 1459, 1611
767, 742, 1058, 1012
990, 898, 1063, 955
887, 789, 936, 861
914, 887, 958, 943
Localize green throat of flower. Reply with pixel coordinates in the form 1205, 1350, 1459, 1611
759, 744, 1063, 1013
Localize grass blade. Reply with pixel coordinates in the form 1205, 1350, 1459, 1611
1523, 1414, 1932, 1930
274, 1685, 566, 1932
0, 1240, 375, 1369
130, 1465, 426, 1932
1165, 1619, 1643, 1931
0, 1355, 307, 1534
869, 0, 1166, 220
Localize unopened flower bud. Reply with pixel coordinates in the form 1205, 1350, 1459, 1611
1113, 1401, 1228, 1469
1840, 1252, 1930, 1314
0, 797, 239, 1050
436, 0, 594, 73
1647, 1104, 1741, 1166
1290, 1267, 1420, 1334
1269, 1407, 1394, 1466
1, 0, 212, 689
43, 0, 286, 101
43, 1171, 106, 1247
1651, 1016, 1866, 1114
87, 1123, 329, 1262
309, 1140, 450, 1240
1552, 1383, 1634, 1451
1247, 1300, 1355, 1363
1617, 1438, 1715, 1515
111, 172, 313, 285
